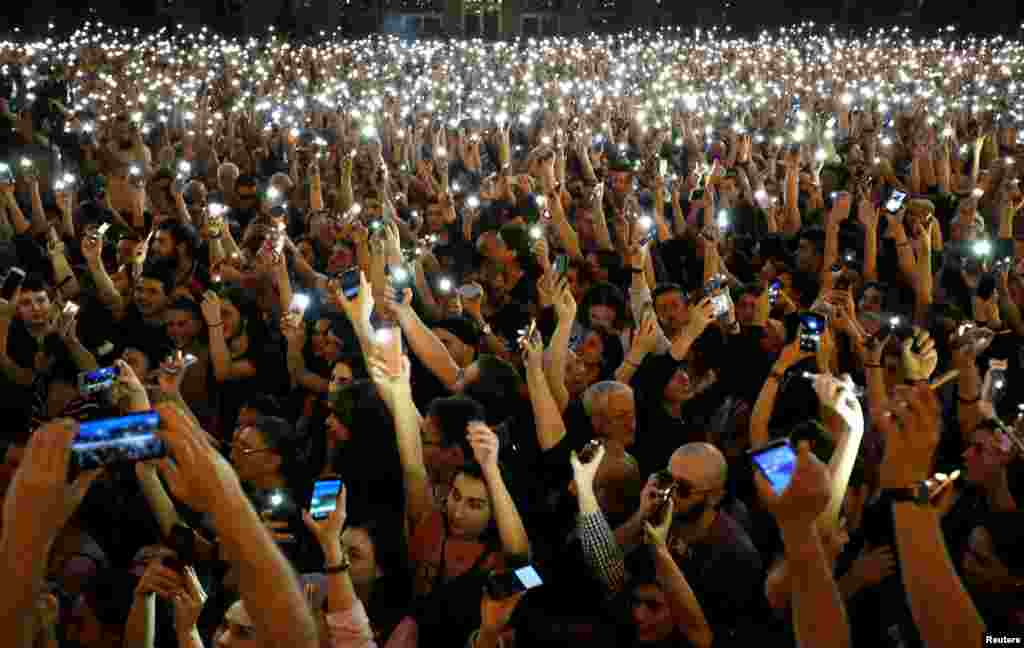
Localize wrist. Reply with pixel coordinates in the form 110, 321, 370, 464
322, 543, 345, 565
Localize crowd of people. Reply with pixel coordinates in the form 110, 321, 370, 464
0, 20, 1022, 648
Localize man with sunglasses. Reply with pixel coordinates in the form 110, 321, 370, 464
616, 442, 768, 647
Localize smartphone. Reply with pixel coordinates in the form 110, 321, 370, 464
0, 163, 13, 184
981, 360, 1008, 407
309, 477, 344, 520
71, 411, 166, 471
768, 279, 782, 306
704, 276, 729, 319
485, 565, 544, 600
658, 158, 668, 176
1, 267, 26, 300
748, 438, 798, 495
339, 268, 361, 299
553, 254, 569, 277
649, 470, 677, 523
884, 189, 908, 214
78, 365, 120, 395
798, 313, 826, 353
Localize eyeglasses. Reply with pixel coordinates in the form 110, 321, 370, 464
653, 470, 712, 499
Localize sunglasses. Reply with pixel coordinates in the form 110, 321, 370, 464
652, 469, 711, 499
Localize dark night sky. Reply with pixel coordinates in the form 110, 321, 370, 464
1, 0, 1018, 36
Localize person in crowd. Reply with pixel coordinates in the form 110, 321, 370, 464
2, 22, 1023, 648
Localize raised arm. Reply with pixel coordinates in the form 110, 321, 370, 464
155, 404, 317, 648
877, 386, 986, 648
391, 288, 461, 391
756, 442, 851, 648
368, 354, 435, 531
469, 422, 530, 559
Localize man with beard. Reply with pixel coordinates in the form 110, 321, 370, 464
151, 220, 205, 297
614, 442, 766, 647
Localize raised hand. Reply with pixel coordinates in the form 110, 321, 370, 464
901, 328, 938, 382
754, 441, 831, 531
875, 384, 941, 488
467, 421, 500, 470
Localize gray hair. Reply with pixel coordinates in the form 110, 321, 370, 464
582, 381, 631, 418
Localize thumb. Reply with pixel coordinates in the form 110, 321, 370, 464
300, 510, 316, 534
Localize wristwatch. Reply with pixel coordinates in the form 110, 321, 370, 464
881, 482, 930, 506
324, 548, 351, 574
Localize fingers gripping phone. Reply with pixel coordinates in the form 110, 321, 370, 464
485, 565, 544, 600
78, 365, 120, 395
339, 268, 361, 299
748, 438, 798, 495
704, 276, 729, 319
798, 313, 826, 353
71, 410, 166, 472
885, 189, 908, 214
310, 477, 343, 520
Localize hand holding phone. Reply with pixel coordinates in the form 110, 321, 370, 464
749, 439, 798, 495
485, 566, 544, 600
71, 410, 166, 472
309, 477, 344, 520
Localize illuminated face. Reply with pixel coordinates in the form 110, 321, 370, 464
16, 290, 50, 327
445, 472, 492, 541
341, 526, 382, 589
151, 230, 177, 261
962, 427, 1009, 485
133, 278, 170, 318
229, 425, 279, 483
796, 237, 822, 274
735, 293, 758, 326
597, 389, 636, 448
166, 308, 202, 348
654, 290, 687, 337
663, 366, 693, 404
328, 361, 353, 396
631, 584, 675, 644
311, 319, 342, 361
588, 304, 617, 334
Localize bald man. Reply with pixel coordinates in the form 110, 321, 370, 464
618, 442, 770, 645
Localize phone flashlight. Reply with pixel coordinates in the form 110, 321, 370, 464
290, 293, 310, 313
972, 239, 992, 257
467, 195, 480, 209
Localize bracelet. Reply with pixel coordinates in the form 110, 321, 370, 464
324, 562, 350, 574
630, 267, 644, 274
207, 321, 223, 327
958, 395, 981, 404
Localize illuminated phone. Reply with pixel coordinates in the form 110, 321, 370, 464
310, 477, 343, 520
704, 276, 729, 319
798, 313, 826, 352
748, 438, 798, 495
658, 158, 668, 176
71, 411, 166, 471
339, 268, 361, 299
78, 365, 120, 395
768, 279, 782, 306
485, 565, 544, 600
884, 189, 908, 214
